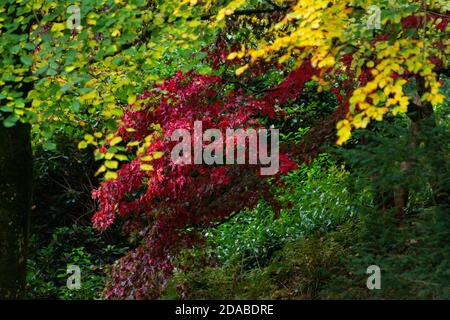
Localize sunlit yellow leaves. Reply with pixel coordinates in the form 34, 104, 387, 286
336, 119, 351, 145
105, 152, 115, 160
278, 54, 291, 64
109, 136, 122, 146
350, 91, 366, 107
235, 65, 248, 76
216, 0, 246, 21
227, 52, 238, 60
105, 171, 118, 180
114, 154, 128, 161
141, 151, 164, 162
79, 90, 100, 105
140, 164, 154, 171
51, 23, 65, 32
111, 29, 121, 37
428, 92, 445, 105
95, 165, 107, 176
392, 97, 409, 116
65, 65, 76, 72
86, 12, 98, 25
318, 56, 335, 68
127, 95, 136, 105
105, 160, 119, 170
352, 114, 370, 129
84, 134, 95, 143
78, 141, 88, 149
127, 141, 140, 147
152, 151, 164, 159
366, 106, 388, 121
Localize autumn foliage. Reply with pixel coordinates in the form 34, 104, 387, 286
89, 2, 448, 297
91, 59, 317, 297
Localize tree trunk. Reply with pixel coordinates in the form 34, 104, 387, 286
0, 122, 32, 299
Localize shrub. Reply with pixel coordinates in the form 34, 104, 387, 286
208, 155, 365, 269
26, 224, 128, 299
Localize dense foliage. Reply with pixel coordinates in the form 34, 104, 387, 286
0, 0, 448, 300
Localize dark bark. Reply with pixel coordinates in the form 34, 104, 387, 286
0, 121, 33, 299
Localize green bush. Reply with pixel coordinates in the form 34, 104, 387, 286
320, 207, 450, 299
208, 155, 364, 269
162, 155, 366, 299
26, 224, 129, 299
162, 221, 358, 300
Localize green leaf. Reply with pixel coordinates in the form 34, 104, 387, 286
43, 141, 57, 151
3, 114, 19, 128
20, 55, 33, 66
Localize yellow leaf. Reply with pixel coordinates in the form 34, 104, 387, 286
105, 153, 115, 160
318, 56, 335, 68
128, 95, 136, 105
65, 65, 76, 72
84, 134, 94, 143
115, 154, 128, 161
105, 171, 118, 180
152, 151, 164, 159
95, 165, 106, 176
110, 136, 123, 146
336, 120, 351, 145
140, 164, 154, 171
105, 160, 119, 169
51, 23, 65, 32
111, 29, 121, 37
127, 141, 140, 147
235, 65, 248, 76
78, 141, 88, 149
227, 52, 238, 60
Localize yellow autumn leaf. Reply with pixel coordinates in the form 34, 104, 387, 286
336, 119, 351, 145
95, 165, 107, 176
128, 95, 136, 105
78, 141, 88, 149
227, 52, 238, 60
105, 171, 118, 180
152, 151, 164, 159
115, 154, 128, 161
105, 160, 119, 170
65, 65, 76, 72
110, 136, 123, 146
235, 65, 248, 76
140, 164, 154, 171
51, 23, 65, 32
318, 56, 335, 68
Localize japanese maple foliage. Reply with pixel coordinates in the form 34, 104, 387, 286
92, 62, 315, 299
